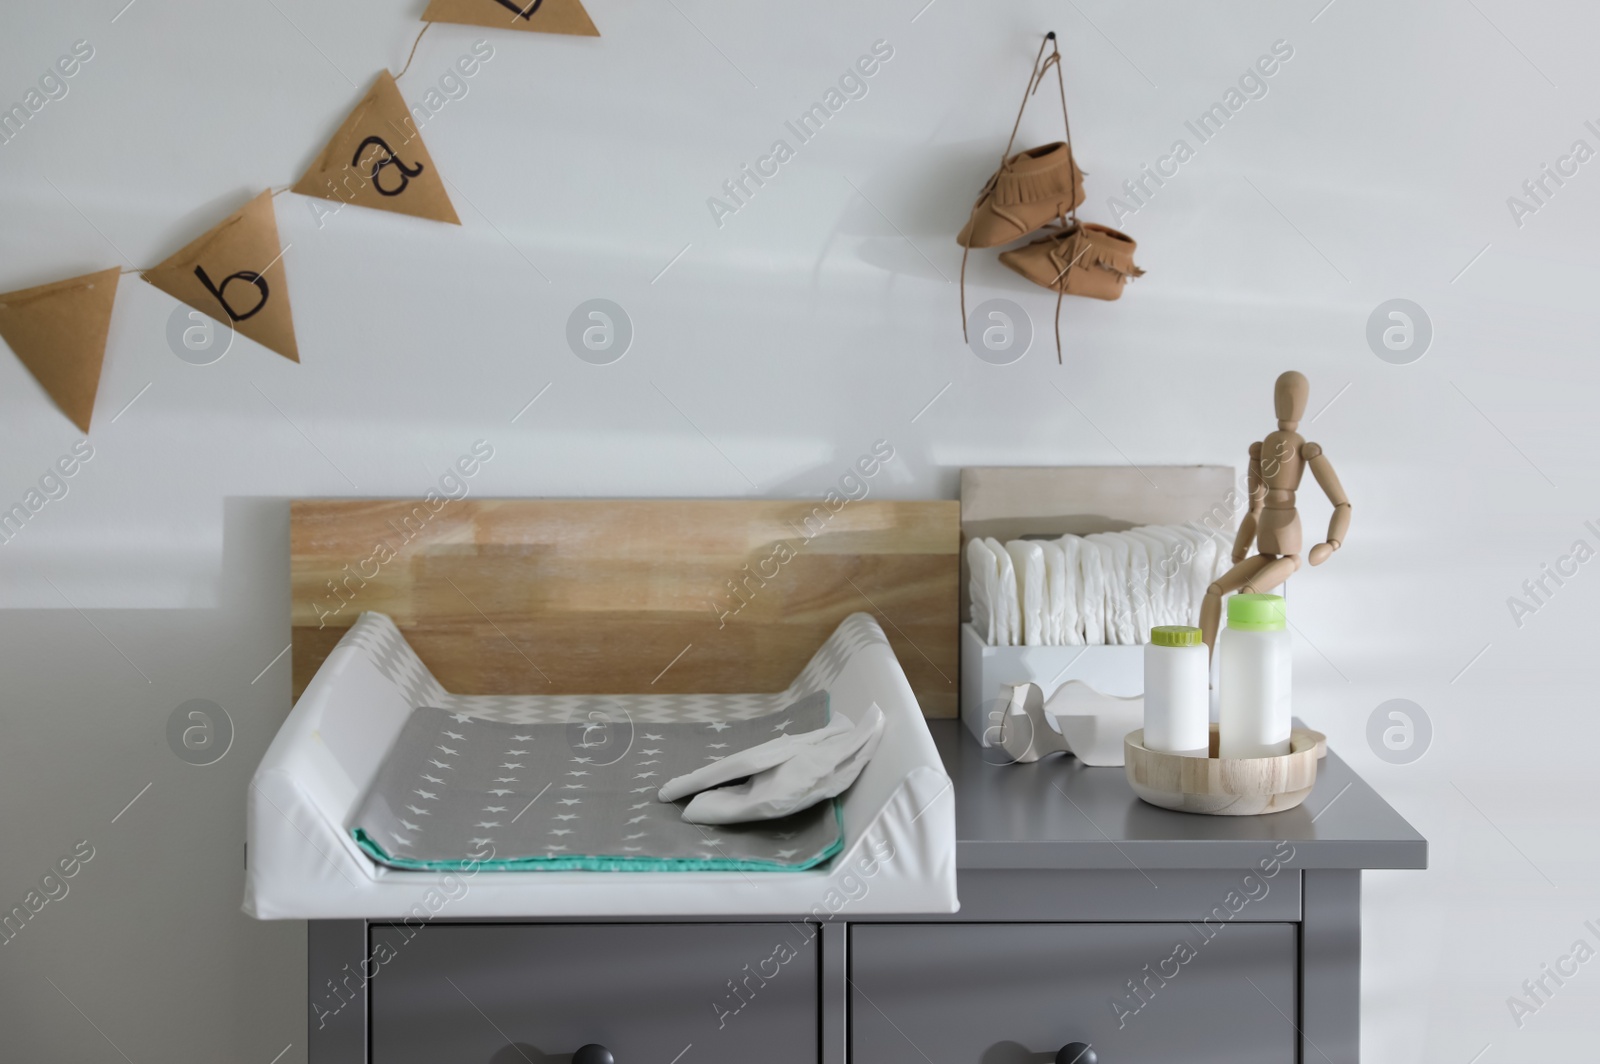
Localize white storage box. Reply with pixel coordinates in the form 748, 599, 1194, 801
957, 465, 1237, 748
960, 623, 1144, 746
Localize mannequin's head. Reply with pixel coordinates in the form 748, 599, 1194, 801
1275, 371, 1309, 429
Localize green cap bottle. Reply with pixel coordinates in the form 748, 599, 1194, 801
1150, 625, 1203, 647
1227, 593, 1287, 632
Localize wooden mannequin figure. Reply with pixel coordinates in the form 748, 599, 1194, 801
1199, 371, 1351, 652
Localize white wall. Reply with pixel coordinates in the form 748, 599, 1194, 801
2, 0, 1598, 1060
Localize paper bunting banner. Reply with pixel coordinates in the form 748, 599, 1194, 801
142, 190, 300, 363
5, 10, 620, 437
293, 71, 460, 226
421, 0, 599, 37
0, 268, 120, 433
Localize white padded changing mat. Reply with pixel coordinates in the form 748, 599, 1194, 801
244, 612, 958, 918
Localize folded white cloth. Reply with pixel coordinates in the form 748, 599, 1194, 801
658, 705, 886, 824
1175, 522, 1218, 626
1123, 532, 1152, 639
1142, 526, 1187, 625
1007, 540, 1046, 647
1087, 532, 1133, 644
1062, 534, 1088, 643
975, 523, 1233, 648
1075, 535, 1105, 645
967, 537, 1000, 644
1039, 540, 1067, 646
987, 536, 1020, 646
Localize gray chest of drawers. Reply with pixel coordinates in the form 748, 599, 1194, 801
309, 722, 1425, 1063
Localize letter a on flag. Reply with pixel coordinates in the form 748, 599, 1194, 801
142, 190, 300, 363
0, 267, 120, 433
293, 72, 460, 225
421, 0, 599, 36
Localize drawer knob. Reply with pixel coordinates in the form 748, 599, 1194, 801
572, 1045, 614, 1064
1056, 1043, 1096, 1064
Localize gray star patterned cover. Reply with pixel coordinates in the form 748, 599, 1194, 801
350, 691, 842, 872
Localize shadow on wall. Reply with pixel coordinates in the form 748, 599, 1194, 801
807, 139, 1020, 307
816, 135, 1117, 331
756, 438, 925, 500
0, 493, 303, 1062
223, 495, 294, 621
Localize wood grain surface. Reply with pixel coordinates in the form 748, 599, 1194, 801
291, 499, 960, 716
1123, 725, 1326, 816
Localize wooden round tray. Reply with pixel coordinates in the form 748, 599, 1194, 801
1124, 725, 1327, 816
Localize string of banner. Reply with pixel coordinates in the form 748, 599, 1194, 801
0, 0, 598, 434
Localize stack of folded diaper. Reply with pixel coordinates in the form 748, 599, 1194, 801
968, 525, 1230, 647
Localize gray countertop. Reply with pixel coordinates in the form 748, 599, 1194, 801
930, 720, 1427, 872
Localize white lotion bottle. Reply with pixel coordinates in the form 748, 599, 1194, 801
1143, 626, 1210, 756
1217, 594, 1291, 759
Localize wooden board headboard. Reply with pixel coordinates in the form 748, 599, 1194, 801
291, 499, 961, 717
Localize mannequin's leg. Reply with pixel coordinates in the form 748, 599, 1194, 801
1203, 554, 1304, 650
1237, 554, 1300, 597
1201, 554, 1277, 651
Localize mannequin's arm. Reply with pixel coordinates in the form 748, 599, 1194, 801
1232, 442, 1264, 563
1304, 442, 1350, 565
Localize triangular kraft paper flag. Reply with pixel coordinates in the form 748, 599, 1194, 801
421, 0, 599, 37
0, 267, 120, 433
292, 72, 461, 225
142, 190, 300, 363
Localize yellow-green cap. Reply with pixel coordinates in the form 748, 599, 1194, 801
1150, 625, 1203, 647
1228, 593, 1287, 631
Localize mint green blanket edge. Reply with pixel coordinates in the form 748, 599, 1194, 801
352, 800, 845, 873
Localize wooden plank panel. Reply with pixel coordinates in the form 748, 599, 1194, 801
291, 499, 959, 716
959, 464, 1238, 540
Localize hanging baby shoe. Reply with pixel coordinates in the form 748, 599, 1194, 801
1000, 221, 1144, 301
957, 142, 1085, 249
999, 221, 1145, 361
960, 32, 1083, 342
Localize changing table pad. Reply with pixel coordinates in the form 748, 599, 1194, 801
245, 611, 957, 919
351, 695, 841, 872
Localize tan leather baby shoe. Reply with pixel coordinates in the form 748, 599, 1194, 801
999, 221, 1145, 362
998, 221, 1143, 300
957, 141, 1085, 248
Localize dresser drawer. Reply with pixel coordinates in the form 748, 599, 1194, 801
850, 922, 1297, 1063
369, 923, 817, 1064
